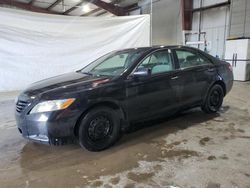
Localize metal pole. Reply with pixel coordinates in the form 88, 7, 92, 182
150, 0, 153, 46
228, 0, 233, 37
243, 0, 247, 37
198, 0, 202, 49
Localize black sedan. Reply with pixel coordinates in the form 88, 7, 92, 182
15, 46, 233, 151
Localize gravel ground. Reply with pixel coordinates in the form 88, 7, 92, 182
0, 82, 249, 188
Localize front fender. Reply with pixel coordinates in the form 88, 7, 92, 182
87, 98, 126, 120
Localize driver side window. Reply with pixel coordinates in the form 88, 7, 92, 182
137, 50, 174, 74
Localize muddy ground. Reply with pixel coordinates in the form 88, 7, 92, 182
0, 82, 250, 188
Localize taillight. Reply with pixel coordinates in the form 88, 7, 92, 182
228, 63, 233, 72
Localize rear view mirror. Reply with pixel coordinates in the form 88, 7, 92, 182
133, 67, 151, 77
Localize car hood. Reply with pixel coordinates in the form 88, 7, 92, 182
22, 72, 110, 97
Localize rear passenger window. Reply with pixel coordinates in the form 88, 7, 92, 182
175, 50, 212, 69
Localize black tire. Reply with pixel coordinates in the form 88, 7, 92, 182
78, 107, 121, 151
202, 84, 224, 114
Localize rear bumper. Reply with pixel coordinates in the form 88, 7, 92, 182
219, 62, 234, 96
15, 109, 80, 145
226, 80, 233, 95
224, 72, 234, 96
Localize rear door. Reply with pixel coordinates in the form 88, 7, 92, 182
173, 48, 216, 106
124, 49, 180, 121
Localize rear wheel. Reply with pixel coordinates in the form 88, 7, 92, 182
79, 107, 121, 151
202, 84, 224, 114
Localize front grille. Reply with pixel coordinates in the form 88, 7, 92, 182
16, 100, 29, 113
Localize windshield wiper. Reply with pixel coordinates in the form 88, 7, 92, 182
81, 72, 93, 76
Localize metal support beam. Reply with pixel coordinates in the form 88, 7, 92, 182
28, 0, 35, 5
181, 0, 193, 30
95, 10, 107, 16
81, 8, 102, 16
0, 0, 57, 14
81, 1, 139, 16
63, 0, 85, 15
192, 1, 230, 12
124, 3, 139, 12
85, 0, 126, 16
47, 0, 62, 10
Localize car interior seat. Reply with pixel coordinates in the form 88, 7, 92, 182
151, 54, 172, 74
183, 55, 199, 67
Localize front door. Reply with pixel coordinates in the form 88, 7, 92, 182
124, 49, 180, 122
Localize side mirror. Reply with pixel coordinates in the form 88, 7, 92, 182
132, 67, 151, 78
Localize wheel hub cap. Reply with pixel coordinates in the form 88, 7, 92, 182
88, 116, 111, 141
210, 90, 220, 106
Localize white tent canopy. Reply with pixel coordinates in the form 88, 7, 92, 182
0, 8, 150, 91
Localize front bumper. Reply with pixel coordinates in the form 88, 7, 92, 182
15, 109, 80, 145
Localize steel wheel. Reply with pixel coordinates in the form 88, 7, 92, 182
202, 84, 224, 114
88, 115, 113, 141
78, 107, 121, 151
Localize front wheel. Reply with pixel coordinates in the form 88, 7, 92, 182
202, 84, 224, 114
79, 107, 121, 151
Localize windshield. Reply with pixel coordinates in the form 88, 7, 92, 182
81, 49, 145, 76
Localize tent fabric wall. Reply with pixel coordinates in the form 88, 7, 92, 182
0, 8, 150, 91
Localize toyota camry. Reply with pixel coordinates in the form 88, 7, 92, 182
15, 46, 233, 151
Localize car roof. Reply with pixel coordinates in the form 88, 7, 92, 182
116, 45, 216, 62
119, 45, 198, 52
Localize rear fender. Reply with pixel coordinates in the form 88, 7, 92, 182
202, 76, 226, 104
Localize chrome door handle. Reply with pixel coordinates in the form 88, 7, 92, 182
171, 76, 179, 80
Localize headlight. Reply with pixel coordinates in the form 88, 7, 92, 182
30, 98, 75, 114
15, 96, 18, 104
